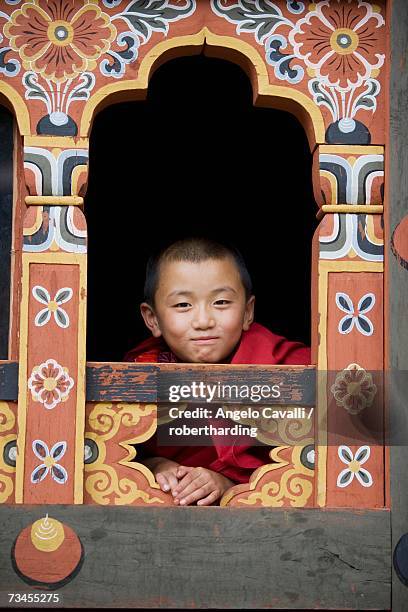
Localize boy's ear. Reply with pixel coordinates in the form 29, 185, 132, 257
140, 302, 162, 338
243, 295, 255, 331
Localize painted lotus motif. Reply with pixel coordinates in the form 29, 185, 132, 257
31, 439, 68, 485
289, 0, 385, 90
4, 0, 116, 82
33, 285, 73, 328
331, 363, 377, 415
336, 291, 375, 336
337, 444, 372, 488
28, 358, 74, 410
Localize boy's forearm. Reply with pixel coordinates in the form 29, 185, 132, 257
210, 471, 235, 495
143, 456, 178, 473
143, 456, 165, 471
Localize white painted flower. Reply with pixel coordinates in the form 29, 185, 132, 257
337, 445, 373, 488
28, 358, 74, 410
336, 292, 375, 336
32, 285, 73, 328
289, 0, 385, 91
31, 439, 68, 485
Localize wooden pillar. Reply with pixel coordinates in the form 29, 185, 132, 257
15, 137, 89, 504
389, 0, 408, 606
314, 145, 385, 508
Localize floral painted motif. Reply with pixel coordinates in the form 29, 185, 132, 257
331, 363, 377, 415
337, 444, 372, 488
0, 0, 384, 140
290, 0, 385, 137
289, 1, 385, 90
32, 285, 73, 328
4, 0, 117, 82
0, 0, 196, 134
212, 0, 385, 142
31, 439, 68, 485
336, 291, 375, 335
28, 359, 74, 410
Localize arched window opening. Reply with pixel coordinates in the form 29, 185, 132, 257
85, 55, 317, 362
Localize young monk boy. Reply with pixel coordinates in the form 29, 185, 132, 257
125, 238, 311, 506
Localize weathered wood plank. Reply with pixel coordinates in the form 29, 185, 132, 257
0, 506, 390, 609
157, 363, 316, 405
390, 1, 408, 609
85, 363, 158, 402
1, 362, 316, 404
86, 362, 316, 404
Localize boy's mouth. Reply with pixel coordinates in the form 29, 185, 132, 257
191, 336, 219, 344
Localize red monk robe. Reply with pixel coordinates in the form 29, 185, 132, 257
124, 322, 311, 484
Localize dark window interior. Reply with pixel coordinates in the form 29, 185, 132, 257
85, 55, 317, 362
0, 105, 13, 359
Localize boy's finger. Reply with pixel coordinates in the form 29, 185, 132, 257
175, 477, 209, 502
155, 472, 170, 492
196, 490, 220, 506
179, 485, 212, 506
176, 465, 192, 479
174, 469, 206, 496
167, 472, 179, 493
172, 471, 195, 495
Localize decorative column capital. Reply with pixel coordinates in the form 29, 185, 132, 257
23, 136, 89, 199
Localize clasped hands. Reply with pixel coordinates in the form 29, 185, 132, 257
145, 457, 234, 506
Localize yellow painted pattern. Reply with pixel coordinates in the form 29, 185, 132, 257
366, 214, 384, 246
25, 196, 84, 206
80, 29, 326, 145
71, 164, 88, 197
85, 403, 164, 505
0, 403, 16, 503
24, 136, 90, 148
23, 206, 44, 236
322, 204, 383, 214
0, 81, 30, 134
221, 446, 314, 507
320, 170, 339, 204
317, 262, 328, 507
31, 515, 64, 552
319, 145, 384, 155
74, 256, 87, 504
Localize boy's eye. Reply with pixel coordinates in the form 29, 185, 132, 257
214, 299, 231, 306
173, 302, 191, 308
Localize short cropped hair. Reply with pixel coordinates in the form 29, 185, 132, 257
144, 237, 253, 307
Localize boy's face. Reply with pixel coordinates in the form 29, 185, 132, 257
141, 257, 255, 363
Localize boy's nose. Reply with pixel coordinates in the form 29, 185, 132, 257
192, 307, 215, 329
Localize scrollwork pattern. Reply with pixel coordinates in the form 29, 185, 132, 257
0, 402, 16, 503
85, 403, 165, 505
221, 445, 314, 507
211, 0, 304, 84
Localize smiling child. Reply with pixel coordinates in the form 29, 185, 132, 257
125, 237, 311, 506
